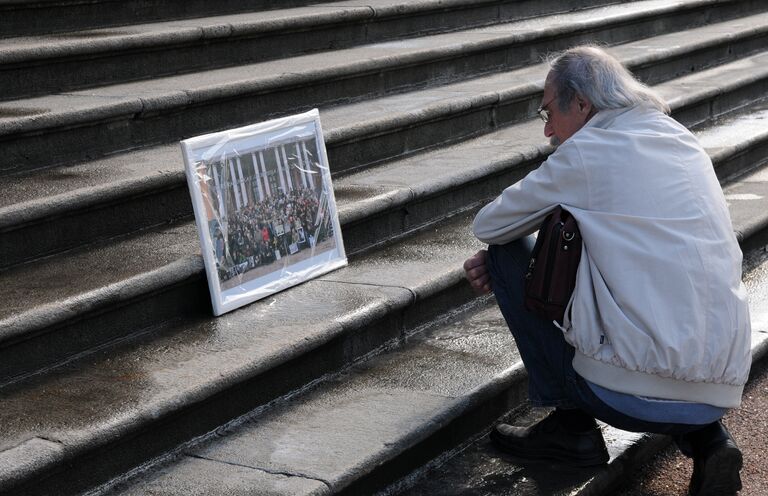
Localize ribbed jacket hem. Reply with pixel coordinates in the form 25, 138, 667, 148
573, 351, 743, 408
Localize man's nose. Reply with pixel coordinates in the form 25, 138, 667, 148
544, 121, 554, 138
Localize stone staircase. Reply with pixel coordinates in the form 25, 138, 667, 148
1, 1, 768, 494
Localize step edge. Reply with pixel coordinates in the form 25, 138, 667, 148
2, 111, 764, 344
0, 0, 724, 64
0, 0, 750, 137
7, 37, 768, 232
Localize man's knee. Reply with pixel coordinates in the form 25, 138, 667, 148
487, 237, 535, 283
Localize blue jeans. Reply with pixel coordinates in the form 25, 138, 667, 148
487, 238, 717, 441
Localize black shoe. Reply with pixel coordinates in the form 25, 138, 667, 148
689, 438, 743, 496
490, 410, 609, 467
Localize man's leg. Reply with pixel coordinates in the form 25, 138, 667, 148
486, 239, 742, 491
486, 239, 609, 466
487, 238, 580, 408
675, 422, 743, 496
561, 368, 741, 493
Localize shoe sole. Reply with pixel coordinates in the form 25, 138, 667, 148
489, 429, 609, 468
693, 443, 743, 496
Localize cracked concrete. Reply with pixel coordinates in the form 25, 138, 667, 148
109, 455, 331, 495
187, 454, 335, 489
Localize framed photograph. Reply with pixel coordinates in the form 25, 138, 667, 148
181, 109, 347, 316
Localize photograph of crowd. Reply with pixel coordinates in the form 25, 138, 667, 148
211, 186, 336, 286
182, 110, 346, 315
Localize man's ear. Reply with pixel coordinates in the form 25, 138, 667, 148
575, 94, 594, 119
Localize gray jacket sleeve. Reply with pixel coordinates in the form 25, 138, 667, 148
472, 140, 589, 244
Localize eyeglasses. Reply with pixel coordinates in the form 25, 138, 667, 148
537, 95, 557, 123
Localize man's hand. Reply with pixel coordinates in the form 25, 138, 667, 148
463, 249, 492, 295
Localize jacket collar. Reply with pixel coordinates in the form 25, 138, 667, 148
582, 106, 634, 130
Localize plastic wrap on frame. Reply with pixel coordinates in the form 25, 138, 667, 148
181, 109, 347, 316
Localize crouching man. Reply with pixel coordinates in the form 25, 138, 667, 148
464, 46, 751, 496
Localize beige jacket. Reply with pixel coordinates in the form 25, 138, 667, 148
473, 104, 751, 408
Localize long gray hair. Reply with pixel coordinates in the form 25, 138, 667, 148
547, 46, 670, 114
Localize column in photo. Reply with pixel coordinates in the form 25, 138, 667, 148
227, 158, 242, 212
301, 140, 317, 191
210, 160, 227, 221
250, 152, 265, 202
274, 146, 287, 195
258, 150, 272, 198
235, 156, 250, 207
280, 144, 295, 192
294, 141, 309, 190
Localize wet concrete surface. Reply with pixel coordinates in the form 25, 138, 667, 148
0, 279, 409, 454
333, 117, 542, 207
3, 5, 768, 494
320, 209, 485, 298
335, 302, 519, 398
0, 143, 182, 209
608, 11, 768, 68
724, 167, 768, 243
193, 388, 453, 488
697, 100, 768, 156
4, 62, 763, 326
332, 116, 545, 226
398, 405, 652, 496
3, 12, 764, 216
0, 206, 494, 477
0, 3, 374, 56
324, 1, 760, 132
1, 154, 490, 326
399, 247, 768, 496
106, 301, 519, 494
0, 221, 199, 322
655, 52, 768, 126
0, 92, 141, 133
0, 15, 503, 118
3, 17, 760, 234
110, 455, 329, 496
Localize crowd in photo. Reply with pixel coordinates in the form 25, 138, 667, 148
212, 187, 333, 282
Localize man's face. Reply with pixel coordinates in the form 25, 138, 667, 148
541, 73, 594, 146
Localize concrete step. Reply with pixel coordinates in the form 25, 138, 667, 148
1, 0, 765, 175
696, 98, 768, 184
2, 143, 768, 494
0, 0, 338, 39
395, 243, 768, 496
102, 299, 525, 496
0, 0, 624, 100
2, 67, 767, 385
4, 19, 768, 269
100, 234, 768, 496
0, 209, 486, 495
1, 4, 766, 492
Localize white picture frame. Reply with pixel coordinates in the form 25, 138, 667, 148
181, 109, 347, 316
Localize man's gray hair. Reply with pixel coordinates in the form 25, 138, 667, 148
547, 45, 670, 114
